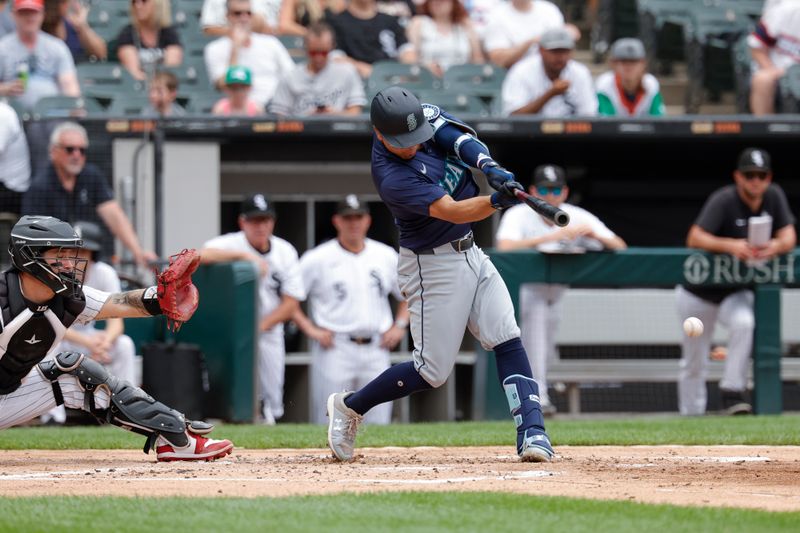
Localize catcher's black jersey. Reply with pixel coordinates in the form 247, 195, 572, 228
0, 270, 86, 394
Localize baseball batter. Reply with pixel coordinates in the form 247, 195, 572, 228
326, 86, 554, 463
495, 165, 626, 413
201, 194, 304, 424
295, 195, 409, 425
0, 215, 233, 461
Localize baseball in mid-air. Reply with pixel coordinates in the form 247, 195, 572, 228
683, 317, 704, 338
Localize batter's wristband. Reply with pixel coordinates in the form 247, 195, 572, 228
141, 286, 163, 316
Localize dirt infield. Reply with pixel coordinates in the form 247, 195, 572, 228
0, 446, 797, 511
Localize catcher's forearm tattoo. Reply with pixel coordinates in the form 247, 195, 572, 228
110, 288, 162, 316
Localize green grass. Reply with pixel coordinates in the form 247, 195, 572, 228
0, 493, 797, 533
3, 414, 799, 450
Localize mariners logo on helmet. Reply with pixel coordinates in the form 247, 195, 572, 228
406, 113, 417, 132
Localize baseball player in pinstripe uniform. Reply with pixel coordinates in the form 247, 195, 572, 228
326, 86, 554, 462
294, 195, 409, 425
201, 194, 305, 424
0, 215, 233, 461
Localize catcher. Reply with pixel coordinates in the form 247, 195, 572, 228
0, 215, 233, 462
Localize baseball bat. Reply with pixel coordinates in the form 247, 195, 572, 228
513, 189, 570, 227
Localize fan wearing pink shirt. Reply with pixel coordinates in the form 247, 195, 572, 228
212, 64, 264, 116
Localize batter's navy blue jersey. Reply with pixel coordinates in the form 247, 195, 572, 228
371, 131, 480, 251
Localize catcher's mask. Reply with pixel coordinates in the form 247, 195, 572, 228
9, 215, 88, 297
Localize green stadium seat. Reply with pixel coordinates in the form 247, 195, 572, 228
416, 90, 490, 117
366, 61, 439, 99
162, 57, 211, 89
442, 63, 506, 100
277, 34, 306, 63
779, 64, 800, 113
77, 61, 142, 90
186, 92, 223, 114
31, 95, 105, 119
106, 95, 152, 116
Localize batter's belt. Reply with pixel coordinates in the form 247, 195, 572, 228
414, 232, 474, 255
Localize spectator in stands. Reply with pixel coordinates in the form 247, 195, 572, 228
41, 220, 138, 425
42, 0, 106, 62
501, 27, 596, 117
404, 0, 484, 77
676, 148, 796, 416
0, 0, 15, 39
596, 38, 665, 117
212, 64, 264, 116
278, 0, 344, 36
144, 69, 186, 116
116, 0, 182, 81
269, 22, 365, 116
0, 0, 80, 111
496, 164, 626, 415
201, 0, 281, 36
0, 100, 30, 215
376, 0, 415, 25
204, 0, 294, 108
748, 2, 800, 115
465, 0, 500, 41
483, 0, 574, 69
21, 122, 157, 267
326, 0, 413, 79
201, 194, 304, 425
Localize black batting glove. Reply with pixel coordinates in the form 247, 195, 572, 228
490, 191, 519, 210
482, 162, 516, 191
499, 180, 525, 198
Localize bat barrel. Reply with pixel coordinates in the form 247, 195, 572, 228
513, 189, 570, 227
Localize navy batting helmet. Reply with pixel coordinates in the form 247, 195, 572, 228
370, 86, 434, 148
9, 215, 86, 297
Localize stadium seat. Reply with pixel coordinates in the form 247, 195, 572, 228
779, 64, 800, 113
31, 95, 105, 119
186, 92, 223, 114
77, 62, 141, 89
163, 57, 211, 89
416, 90, 490, 117
4, 98, 29, 121
365, 62, 439, 99
277, 34, 306, 63
442, 63, 506, 99
107, 95, 152, 116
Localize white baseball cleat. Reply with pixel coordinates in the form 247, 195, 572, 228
156, 431, 234, 462
327, 391, 362, 462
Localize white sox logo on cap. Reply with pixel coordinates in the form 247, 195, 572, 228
345, 194, 359, 209
751, 150, 764, 167
254, 194, 268, 211
543, 166, 558, 182
406, 113, 417, 132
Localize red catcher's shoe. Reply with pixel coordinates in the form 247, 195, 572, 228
156, 432, 234, 462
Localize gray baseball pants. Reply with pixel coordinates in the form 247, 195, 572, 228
398, 242, 521, 388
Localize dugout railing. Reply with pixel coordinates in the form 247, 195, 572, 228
483, 247, 800, 418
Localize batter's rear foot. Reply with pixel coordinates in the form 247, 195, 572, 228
327, 391, 362, 462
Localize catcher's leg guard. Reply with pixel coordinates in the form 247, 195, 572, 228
502, 374, 554, 462
38, 351, 189, 451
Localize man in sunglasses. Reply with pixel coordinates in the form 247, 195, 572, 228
21, 121, 157, 267
676, 147, 796, 416
269, 22, 365, 117
495, 164, 626, 414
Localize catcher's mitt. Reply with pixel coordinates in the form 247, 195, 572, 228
157, 249, 200, 331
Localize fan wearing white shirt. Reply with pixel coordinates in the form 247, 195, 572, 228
501, 27, 597, 117
495, 165, 626, 413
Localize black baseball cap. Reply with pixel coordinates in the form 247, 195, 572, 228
737, 148, 771, 173
72, 220, 103, 252
532, 164, 567, 187
336, 194, 370, 216
240, 193, 276, 218
370, 86, 434, 148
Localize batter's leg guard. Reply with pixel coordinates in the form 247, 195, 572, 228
38, 351, 188, 452
502, 374, 554, 462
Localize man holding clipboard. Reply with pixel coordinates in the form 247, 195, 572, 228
676, 148, 796, 416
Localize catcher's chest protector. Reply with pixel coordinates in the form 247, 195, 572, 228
0, 270, 86, 394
